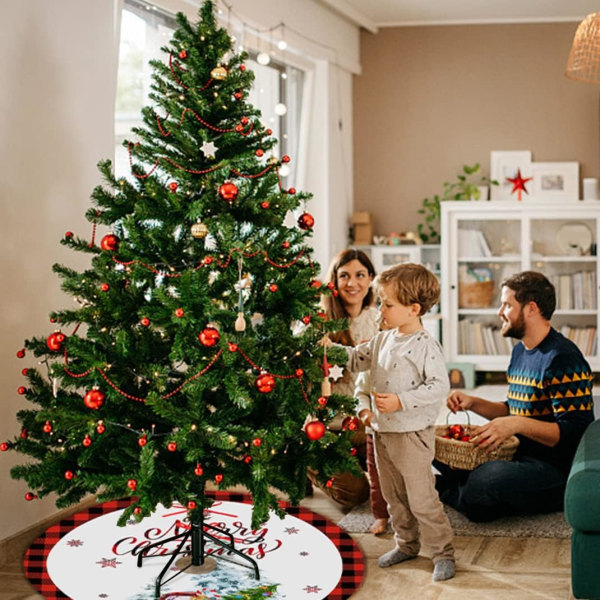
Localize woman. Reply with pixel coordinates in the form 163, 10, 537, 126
320, 248, 389, 534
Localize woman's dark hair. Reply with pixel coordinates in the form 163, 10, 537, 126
321, 248, 376, 346
501, 271, 556, 320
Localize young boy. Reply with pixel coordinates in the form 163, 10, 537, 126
334, 262, 455, 581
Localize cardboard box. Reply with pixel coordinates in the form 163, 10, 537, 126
352, 211, 373, 245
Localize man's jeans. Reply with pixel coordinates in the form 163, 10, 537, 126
433, 455, 567, 522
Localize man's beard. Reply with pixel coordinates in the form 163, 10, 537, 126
501, 309, 526, 339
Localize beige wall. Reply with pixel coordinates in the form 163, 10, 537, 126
353, 22, 600, 239
0, 0, 118, 540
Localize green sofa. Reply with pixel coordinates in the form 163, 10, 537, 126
565, 418, 600, 600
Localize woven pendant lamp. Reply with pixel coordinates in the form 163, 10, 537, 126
566, 12, 600, 83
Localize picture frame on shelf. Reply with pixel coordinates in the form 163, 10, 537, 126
490, 150, 532, 200
530, 161, 579, 201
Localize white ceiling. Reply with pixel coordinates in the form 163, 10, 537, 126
320, 0, 600, 32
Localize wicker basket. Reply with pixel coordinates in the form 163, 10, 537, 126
458, 281, 495, 308
435, 411, 519, 470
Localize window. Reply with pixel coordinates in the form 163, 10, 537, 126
115, 0, 304, 185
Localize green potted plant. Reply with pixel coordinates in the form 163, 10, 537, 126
417, 163, 498, 243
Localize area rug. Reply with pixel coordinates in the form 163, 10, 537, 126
24, 491, 363, 600
337, 501, 571, 538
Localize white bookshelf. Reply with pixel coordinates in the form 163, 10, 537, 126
441, 200, 600, 371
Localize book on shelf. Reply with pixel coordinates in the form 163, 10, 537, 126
457, 229, 492, 257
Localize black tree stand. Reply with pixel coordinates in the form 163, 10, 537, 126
137, 506, 260, 599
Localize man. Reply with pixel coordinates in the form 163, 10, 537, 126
435, 271, 594, 522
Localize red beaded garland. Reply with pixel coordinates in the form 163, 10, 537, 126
305, 420, 326, 441
100, 234, 120, 251
198, 326, 220, 347
83, 388, 105, 410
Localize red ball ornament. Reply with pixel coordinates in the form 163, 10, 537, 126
65, 231, 74, 239
133, 507, 142, 515
100, 283, 110, 292
350, 447, 358, 456
239, 65, 246, 71
46, 331, 66, 352
295, 368, 304, 377
25, 492, 37, 501
20, 429, 28, 439
255, 373, 275, 393
169, 181, 178, 192
325, 478, 334, 489
42, 421, 53, 433
297, 212, 314, 230
199, 326, 220, 347
227, 342, 238, 352
194, 463, 204, 476
241, 116, 249, 125
282, 241, 290, 249
252, 437, 262, 447
301, 315, 311, 325
17, 386, 26, 395
140, 317, 150, 327
84, 388, 105, 410
127, 479, 137, 491
202, 256, 213, 266
82, 434, 92, 447
305, 420, 326, 441
100, 234, 120, 252
282, 155, 291, 163
266, 128, 272, 135
64, 470, 74, 480
234, 91, 243, 100
342, 416, 361, 431
167, 441, 177, 452
255, 149, 264, 157
327, 282, 335, 290
288, 187, 296, 195
96, 423, 106, 434
310, 279, 322, 289
261, 201, 270, 209
243, 455, 252, 464
317, 396, 328, 408
269, 283, 278, 292
0, 442, 9, 451
174, 308, 185, 318
138, 435, 147, 447
16, 349, 25, 358
235, 124, 244, 133
178, 50, 187, 59
21, 368, 28, 376
218, 181, 239, 203
187, 500, 197, 510
215, 474, 223, 484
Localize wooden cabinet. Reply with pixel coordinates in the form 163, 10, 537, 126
441, 200, 599, 371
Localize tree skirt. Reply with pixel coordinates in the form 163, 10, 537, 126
337, 501, 571, 538
24, 491, 363, 599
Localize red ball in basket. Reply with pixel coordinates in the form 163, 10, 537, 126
435, 410, 519, 470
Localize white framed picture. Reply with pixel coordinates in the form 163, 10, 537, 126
490, 150, 532, 200
530, 162, 579, 200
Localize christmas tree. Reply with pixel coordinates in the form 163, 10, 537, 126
4, 1, 359, 530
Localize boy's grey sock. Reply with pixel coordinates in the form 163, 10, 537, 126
377, 547, 417, 568
432, 558, 455, 581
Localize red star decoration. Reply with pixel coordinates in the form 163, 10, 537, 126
506, 169, 532, 201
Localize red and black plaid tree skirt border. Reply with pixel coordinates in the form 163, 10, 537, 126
23, 490, 364, 599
